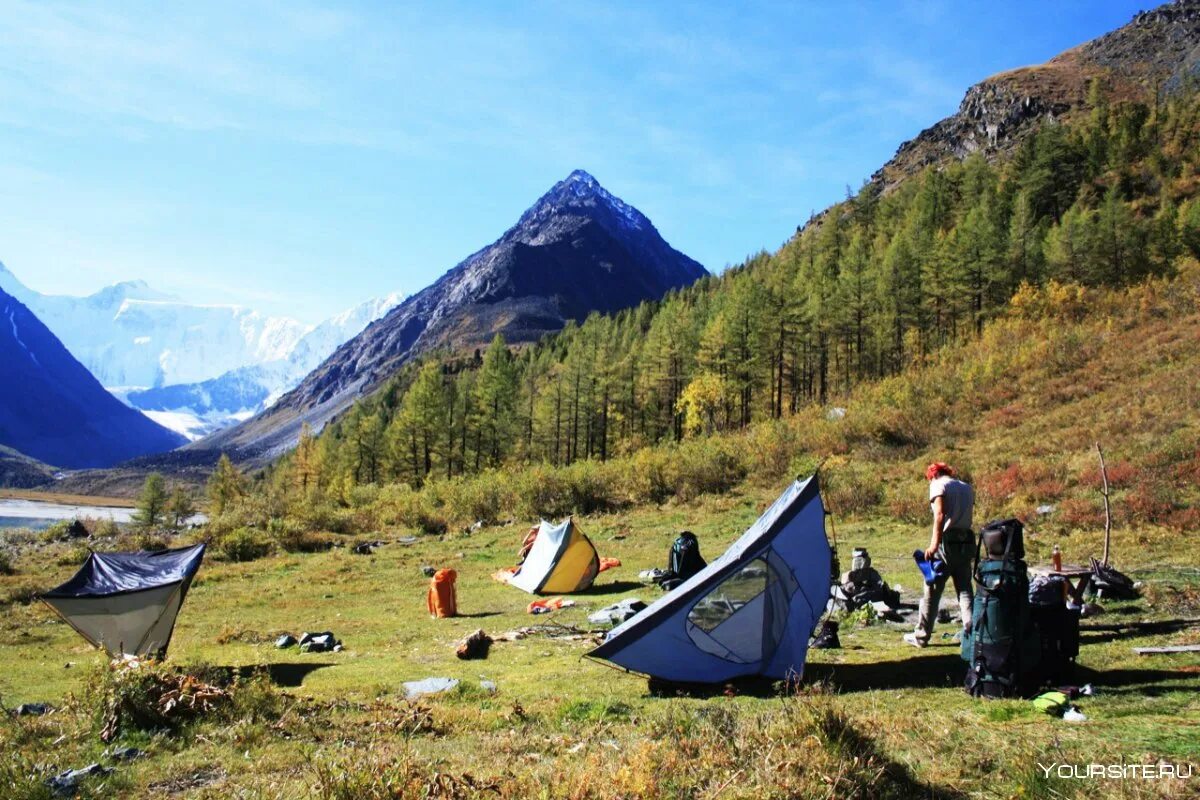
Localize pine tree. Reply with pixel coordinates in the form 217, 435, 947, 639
208, 454, 246, 516
134, 473, 168, 529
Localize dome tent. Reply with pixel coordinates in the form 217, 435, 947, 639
588, 476, 832, 683
507, 518, 600, 594
41, 544, 206, 658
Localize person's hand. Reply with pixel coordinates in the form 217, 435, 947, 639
924, 545, 939, 560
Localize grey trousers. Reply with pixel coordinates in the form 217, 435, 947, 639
914, 547, 974, 642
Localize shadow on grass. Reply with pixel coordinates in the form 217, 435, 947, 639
1078, 617, 1200, 644
456, 611, 502, 619
208, 662, 336, 688
1074, 665, 1198, 695
578, 580, 647, 596
644, 654, 968, 698
809, 653, 968, 692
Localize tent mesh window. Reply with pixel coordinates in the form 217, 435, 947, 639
686, 556, 786, 663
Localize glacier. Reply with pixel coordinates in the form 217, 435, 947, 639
0, 261, 401, 440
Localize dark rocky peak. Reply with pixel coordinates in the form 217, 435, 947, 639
513, 169, 652, 240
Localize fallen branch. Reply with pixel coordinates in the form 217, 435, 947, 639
1081, 617, 1200, 633
1096, 442, 1113, 567
1134, 645, 1200, 655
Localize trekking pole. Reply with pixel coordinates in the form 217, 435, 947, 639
1096, 442, 1113, 567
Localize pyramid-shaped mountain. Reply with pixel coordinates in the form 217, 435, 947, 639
0, 287, 186, 470
200, 170, 706, 461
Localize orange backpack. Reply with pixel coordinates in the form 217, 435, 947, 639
427, 569, 458, 618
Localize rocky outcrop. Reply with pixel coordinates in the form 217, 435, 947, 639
874, 0, 1200, 189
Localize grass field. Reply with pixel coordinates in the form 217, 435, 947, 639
2, 279, 1198, 798
1, 482, 1198, 799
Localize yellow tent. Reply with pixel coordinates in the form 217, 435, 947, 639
507, 518, 600, 594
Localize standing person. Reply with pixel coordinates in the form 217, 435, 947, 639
904, 462, 975, 647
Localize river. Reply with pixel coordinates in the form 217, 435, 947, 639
0, 498, 137, 530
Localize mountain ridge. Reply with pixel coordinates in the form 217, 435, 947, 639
0, 286, 186, 471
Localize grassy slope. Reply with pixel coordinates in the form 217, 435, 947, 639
1, 275, 1199, 798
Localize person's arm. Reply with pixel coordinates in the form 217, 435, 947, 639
926, 495, 945, 560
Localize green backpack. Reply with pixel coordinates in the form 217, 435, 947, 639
962, 520, 1041, 698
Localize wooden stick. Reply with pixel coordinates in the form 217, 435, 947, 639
1134, 645, 1200, 655
1096, 442, 1113, 567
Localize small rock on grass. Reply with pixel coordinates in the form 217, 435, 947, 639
403, 677, 459, 700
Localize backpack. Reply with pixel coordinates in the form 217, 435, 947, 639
1028, 579, 1080, 685
427, 569, 458, 618
979, 518, 1025, 560
962, 521, 1041, 698
662, 532, 707, 590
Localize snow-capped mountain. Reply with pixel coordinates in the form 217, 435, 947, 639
124, 292, 403, 439
0, 262, 402, 439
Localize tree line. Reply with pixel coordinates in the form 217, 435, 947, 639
264, 84, 1200, 502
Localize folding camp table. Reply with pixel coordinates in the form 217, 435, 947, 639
1028, 563, 1092, 604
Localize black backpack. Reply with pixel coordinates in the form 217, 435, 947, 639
661, 532, 707, 590
1028, 576, 1080, 685
962, 519, 1041, 698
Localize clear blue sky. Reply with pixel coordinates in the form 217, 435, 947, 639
0, 0, 1148, 322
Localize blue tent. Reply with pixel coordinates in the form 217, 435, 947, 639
42, 544, 206, 658
588, 477, 831, 683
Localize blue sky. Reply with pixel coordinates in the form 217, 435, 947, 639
0, 0, 1148, 322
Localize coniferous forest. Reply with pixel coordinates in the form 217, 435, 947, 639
257, 85, 1200, 509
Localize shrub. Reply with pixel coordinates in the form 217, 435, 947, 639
512, 464, 574, 519
266, 518, 332, 552
669, 438, 747, 501
822, 461, 884, 517
213, 528, 272, 562
0, 547, 13, 575
562, 460, 625, 515
55, 543, 92, 566
438, 472, 517, 526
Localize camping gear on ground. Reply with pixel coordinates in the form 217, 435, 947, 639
1032, 690, 1070, 715
1029, 576, 1081, 684
14, 703, 52, 716
831, 547, 899, 611
504, 518, 600, 595
403, 677, 459, 700
299, 631, 341, 653
47, 763, 112, 797
598, 556, 622, 572
962, 521, 1041, 698
275, 634, 297, 649
979, 518, 1025, 560
913, 550, 948, 586
588, 475, 833, 684
639, 568, 669, 584
811, 619, 841, 649
455, 629, 493, 660
104, 746, 144, 761
587, 598, 647, 626
659, 531, 707, 591
41, 543, 206, 658
1089, 558, 1138, 600
528, 596, 575, 615
427, 569, 458, 618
